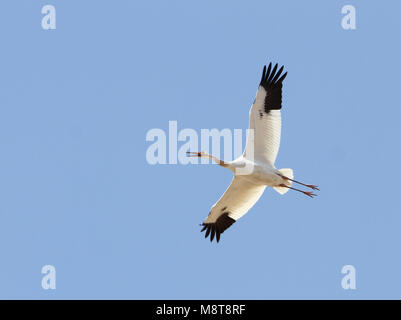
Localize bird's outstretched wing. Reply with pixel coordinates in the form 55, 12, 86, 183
201, 177, 266, 242
244, 63, 287, 166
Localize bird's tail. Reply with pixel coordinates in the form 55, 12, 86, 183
273, 168, 294, 195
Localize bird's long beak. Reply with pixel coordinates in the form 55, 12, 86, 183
186, 151, 201, 157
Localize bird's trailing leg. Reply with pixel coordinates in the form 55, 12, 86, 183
279, 184, 317, 198
278, 174, 319, 191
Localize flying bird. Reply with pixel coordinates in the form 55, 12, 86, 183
187, 62, 319, 243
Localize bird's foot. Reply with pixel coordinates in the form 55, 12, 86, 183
303, 190, 317, 198
305, 184, 319, 191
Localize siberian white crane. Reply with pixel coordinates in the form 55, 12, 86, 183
187, 62, 319, 242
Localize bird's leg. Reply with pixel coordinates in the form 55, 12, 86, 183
278, 174, 319, 191
279, 184, 317, 198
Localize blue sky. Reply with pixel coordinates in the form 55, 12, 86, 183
1, 0, 401, 299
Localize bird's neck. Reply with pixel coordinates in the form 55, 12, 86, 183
203, 153, 228, 168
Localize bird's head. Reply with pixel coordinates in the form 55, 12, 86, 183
186, 151, 207, 158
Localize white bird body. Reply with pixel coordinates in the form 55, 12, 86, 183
187, 62, 318, 242
226, 156, 283, 187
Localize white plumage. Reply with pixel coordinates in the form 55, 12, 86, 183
245, 89, 282, 166
206, 177, 266, 223
187, 62, 319, 242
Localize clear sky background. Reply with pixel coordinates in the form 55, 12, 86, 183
0, 0, 400, 299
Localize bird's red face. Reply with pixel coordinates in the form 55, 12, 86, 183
186, 151, 204, 157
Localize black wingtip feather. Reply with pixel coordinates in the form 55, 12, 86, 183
216, 231, 221, 243
200, 212, 236, 243
210, 228, 216, 242
266, 63, 278, 85
271, 65, 284, 84
260, 62, 287, 89
266, 62, 272, 80
260, 63, 272, 85
258, 62, 287, 112
261, 65, 266, 84
278, 71, 287, 83
204, 225, 211, 238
